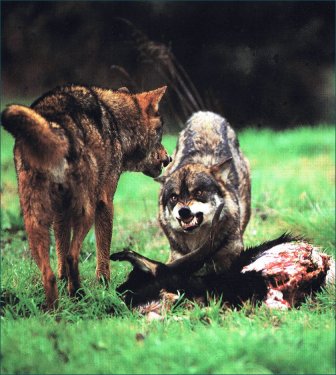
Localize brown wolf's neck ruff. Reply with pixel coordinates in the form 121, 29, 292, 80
93, 87, 151, 170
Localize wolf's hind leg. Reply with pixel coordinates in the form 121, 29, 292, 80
25, 219, 57, 309
94, 199, 113, 283
67, 213, 93, 297
19, 178, 57, 309
54, 217, 71, 280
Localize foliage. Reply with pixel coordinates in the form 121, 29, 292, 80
2, 3, 335, 128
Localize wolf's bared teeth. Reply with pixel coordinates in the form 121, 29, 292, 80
180, 215, 199, 229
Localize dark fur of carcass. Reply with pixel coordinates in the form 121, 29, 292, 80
111, 233, 327, 308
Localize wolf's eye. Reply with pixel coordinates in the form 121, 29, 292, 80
195, 190, 204, 198
170, 194, 178, 203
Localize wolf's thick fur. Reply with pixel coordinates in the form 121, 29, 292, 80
1, 84, 170, 308
158, 111, 251, 274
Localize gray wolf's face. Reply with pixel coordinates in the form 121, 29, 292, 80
161, 164, 224, 233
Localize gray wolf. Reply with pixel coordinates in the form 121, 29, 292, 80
157, 111, 251, 274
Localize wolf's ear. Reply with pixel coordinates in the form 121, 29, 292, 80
138, 86, 167, 113
210, 157, 232, 181
149, 86, 167, 112
117, 87, 130, 94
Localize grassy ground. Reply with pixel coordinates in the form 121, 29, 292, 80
1, 125, 335, 374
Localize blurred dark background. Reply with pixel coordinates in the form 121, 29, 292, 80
1, 1, 335, 130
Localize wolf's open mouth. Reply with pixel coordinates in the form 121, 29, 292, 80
178, 213, 203, 232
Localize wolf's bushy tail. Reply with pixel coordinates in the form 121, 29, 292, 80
1, 105, 69, 169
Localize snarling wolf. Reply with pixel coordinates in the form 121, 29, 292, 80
1, 84, 171, 308
157, 111, 251, 274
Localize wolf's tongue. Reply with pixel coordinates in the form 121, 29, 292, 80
182, 216, 194, 224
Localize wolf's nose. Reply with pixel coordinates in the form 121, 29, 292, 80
163, 155, 172, 167
179, 207, 192, 219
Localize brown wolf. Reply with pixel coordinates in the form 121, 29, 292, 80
157, 111, 251, 275
1, 84, 170, 308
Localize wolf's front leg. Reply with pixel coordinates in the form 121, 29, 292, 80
95, 198, 113, 283
211, 236, 244, 273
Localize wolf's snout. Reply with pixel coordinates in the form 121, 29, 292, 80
178, 207, 192, 220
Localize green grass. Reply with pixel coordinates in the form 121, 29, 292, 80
1, 125, 335, 374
